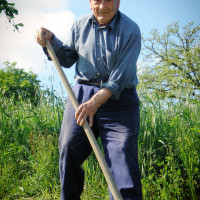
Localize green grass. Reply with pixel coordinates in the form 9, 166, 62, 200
0, 91, 199, 199
138, 93, 200, 200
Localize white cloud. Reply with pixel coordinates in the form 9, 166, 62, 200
8, 0, 69, 13
0, 0, 75, 76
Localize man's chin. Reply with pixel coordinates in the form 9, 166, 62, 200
97, 18, 110, 26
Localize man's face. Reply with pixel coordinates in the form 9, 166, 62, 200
89, 0, 120, 26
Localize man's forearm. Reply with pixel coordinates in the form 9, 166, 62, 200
90, 87, 113, 109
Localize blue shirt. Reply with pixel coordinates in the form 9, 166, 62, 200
46, 10, 141, 100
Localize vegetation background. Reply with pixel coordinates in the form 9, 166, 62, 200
0, 1, 200, 199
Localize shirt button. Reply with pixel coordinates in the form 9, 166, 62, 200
97, 58, 100, 60
98, 42, 100, 45
96, 73, 100, 76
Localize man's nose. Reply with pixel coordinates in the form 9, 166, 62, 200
99, 0, 107, 9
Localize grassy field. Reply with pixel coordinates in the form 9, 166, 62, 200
0, 90, 199, 200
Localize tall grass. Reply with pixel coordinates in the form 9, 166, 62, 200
138, 93, 200, 200
0, 90, 199, 199
0, 91, 63, 199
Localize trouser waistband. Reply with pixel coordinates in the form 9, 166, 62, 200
78, 80, 106, 87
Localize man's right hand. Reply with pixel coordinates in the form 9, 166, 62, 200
35, 27, 53, 47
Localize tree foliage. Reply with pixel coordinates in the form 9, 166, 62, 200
0, 61, 40, 104
0, 0, 23, 31
138, 22, 200, 100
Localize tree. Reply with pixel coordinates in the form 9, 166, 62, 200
0, 0, 23, 31
0, 61, 40, 104
138, 22, 200, 100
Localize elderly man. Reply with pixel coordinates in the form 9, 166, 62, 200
35, 0, 142, 199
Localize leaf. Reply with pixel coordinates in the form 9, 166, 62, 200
12, 9, 18, 15
19, 187, 24, 191
158, 140, 167, 148
17, 23, 24, 27
190, 128, 200, 133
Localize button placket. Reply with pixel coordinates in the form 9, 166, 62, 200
95, 28, 102, 78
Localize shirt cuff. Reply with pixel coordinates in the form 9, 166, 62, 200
42, 34, 63, 60
51, 34, 63, 53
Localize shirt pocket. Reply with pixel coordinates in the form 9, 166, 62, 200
102, 49, 117, 72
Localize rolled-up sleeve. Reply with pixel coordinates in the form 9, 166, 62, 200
102, 32, 141, 100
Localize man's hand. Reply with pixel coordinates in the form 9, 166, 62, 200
35, 27, 53, 47
75, 99, 98, 127
75, 88, 112, 127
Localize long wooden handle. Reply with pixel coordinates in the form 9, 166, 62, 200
45, 40, 123, 200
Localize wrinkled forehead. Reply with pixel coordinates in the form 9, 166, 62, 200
89, 0, 120, 5
89, 0, 120, 10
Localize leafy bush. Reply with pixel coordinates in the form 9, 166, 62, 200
0, 61, 40, 105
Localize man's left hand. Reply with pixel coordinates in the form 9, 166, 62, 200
75, 87, 112, 127
75, 99, 98, 127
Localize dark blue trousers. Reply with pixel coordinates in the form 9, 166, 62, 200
59, 83, 142, 200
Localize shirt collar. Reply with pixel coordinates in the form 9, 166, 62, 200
89, 10, 119, 30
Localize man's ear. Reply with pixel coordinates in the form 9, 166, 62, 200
89, 0, 92, 10
117, 0, 120, 9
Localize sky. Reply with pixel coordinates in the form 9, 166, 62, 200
0, 0, 199, 96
